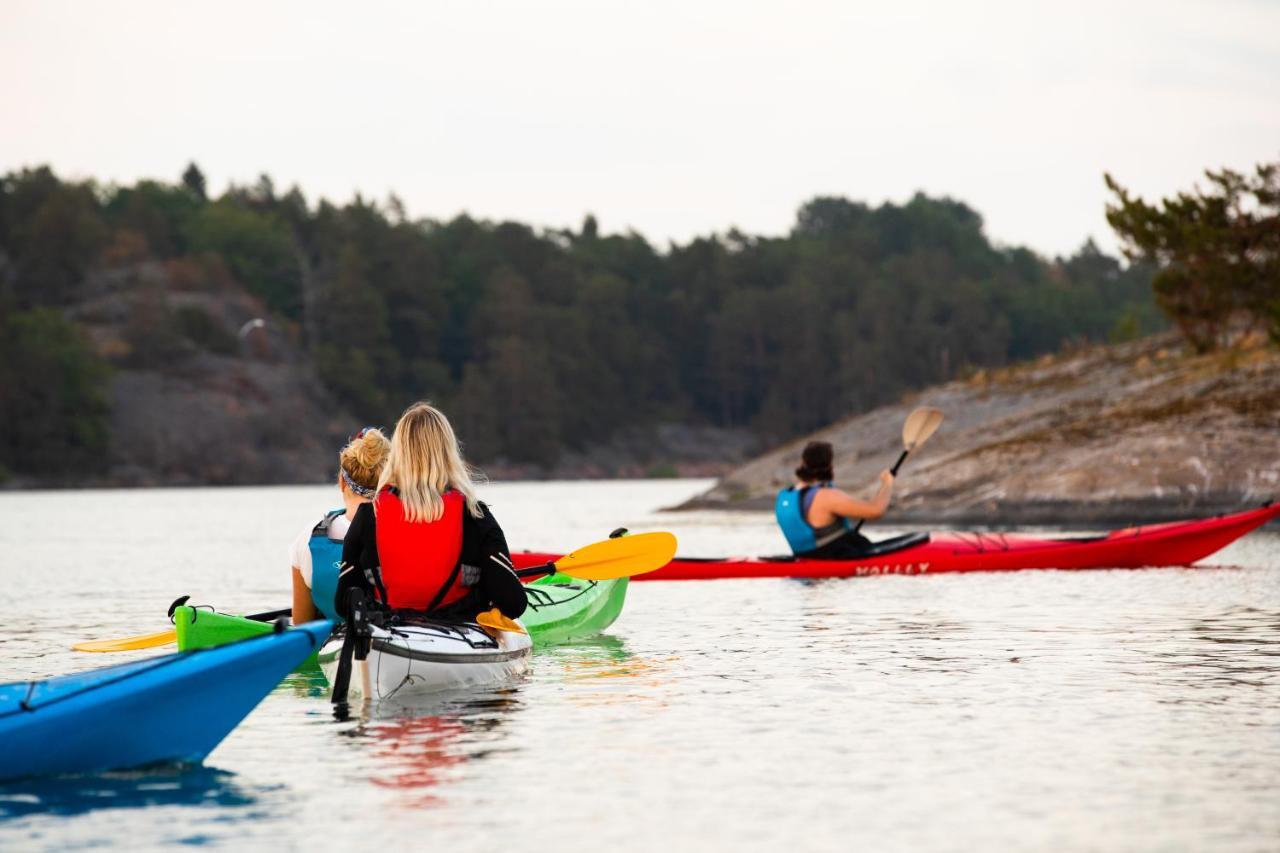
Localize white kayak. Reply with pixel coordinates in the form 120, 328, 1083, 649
319, 618, 532, 701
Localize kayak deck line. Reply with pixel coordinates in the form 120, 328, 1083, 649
524, 580, 597, 608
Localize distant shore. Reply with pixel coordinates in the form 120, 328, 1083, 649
669, 333, 1280, 528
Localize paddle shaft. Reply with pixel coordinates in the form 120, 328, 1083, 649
244, 558, 620, 588
515, 563, 556, 579
246, 607, 291, 622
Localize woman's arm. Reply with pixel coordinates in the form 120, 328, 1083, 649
819, 471, 895, 521
291, 568, 318, 624
287, 527, 318, 624
341, 501, 380, 570
463, 502, 527, 619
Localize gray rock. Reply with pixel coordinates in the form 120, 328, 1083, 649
673, 334, 1280, 525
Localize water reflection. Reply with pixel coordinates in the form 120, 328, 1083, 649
547, 635, 674, 682
0, 765, 264, 820
331, 636, 667, 807
280, 667, 331, 699
340, 688, 525, 809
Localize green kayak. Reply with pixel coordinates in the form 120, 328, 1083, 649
173, 574, 628, 655
521, 575, 629, 646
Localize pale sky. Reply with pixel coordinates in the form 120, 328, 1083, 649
2, 0, 1277, 257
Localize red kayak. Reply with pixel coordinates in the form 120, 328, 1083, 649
513, 503, 1279, 581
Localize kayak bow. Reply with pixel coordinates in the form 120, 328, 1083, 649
0, 621, 332, 781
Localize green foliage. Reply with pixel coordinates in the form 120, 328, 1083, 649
103, 179, 201, 258
187, 200, 302, 317
182, 163, 207, 201
0, 168, 106, 306
0, 307, 111, 475
0, 164, 1169, 471
309, 240, 394, 415
1106, 161, 1280, 351
1109, 310, 1142, 344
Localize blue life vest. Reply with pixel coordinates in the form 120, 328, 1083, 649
775, 484, 851, 555
308, 508, 345, 621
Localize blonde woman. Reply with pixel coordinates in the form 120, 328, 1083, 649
337, 402, 526, 620
289, 427, 391, 623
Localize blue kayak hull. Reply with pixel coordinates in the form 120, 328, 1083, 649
0, 620, 331, 782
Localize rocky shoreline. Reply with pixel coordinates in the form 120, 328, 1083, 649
672, 334, 1280, 527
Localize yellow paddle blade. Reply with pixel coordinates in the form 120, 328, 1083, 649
72, 629, 177, 653
554, 531, 678, 581
902, 407, 944, 452
476, 608, 527, 634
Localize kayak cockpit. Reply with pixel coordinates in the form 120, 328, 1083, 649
757, 531, 932, 562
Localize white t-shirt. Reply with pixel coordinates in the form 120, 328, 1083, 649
289, 513, 350, 588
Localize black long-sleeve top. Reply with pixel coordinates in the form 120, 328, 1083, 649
335, 498, 527, 620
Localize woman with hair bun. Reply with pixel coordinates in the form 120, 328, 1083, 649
774, 441, 894, 559
336, 402, 526, 621
290, 427, 392, 624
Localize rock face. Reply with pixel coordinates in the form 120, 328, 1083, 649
675, 334, 1280, 525
24, 259, 755, 489
64, 261, 356, 487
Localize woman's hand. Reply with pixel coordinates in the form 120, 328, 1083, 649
879, 469, 895, 489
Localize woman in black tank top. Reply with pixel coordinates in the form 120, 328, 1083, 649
795, 442, 894, 559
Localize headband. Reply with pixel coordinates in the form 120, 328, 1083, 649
340, 467, 376, 499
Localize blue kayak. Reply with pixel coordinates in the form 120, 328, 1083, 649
0, 620, 331, 782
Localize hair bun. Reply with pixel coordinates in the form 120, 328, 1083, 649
340, 428, 390, 491
354, 429, 389, 468
795, 440, 835, 482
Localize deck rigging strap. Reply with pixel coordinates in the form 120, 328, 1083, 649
331, 588, 373, 718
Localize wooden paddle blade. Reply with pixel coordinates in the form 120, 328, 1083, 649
476, 608, 527, 635
902, 407, 944, 451
72, 629, 177, 653
554, 531, 678, 581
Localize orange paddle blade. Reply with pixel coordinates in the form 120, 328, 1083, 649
73, 629, 177, 653
553, 532, 678, 581
476, 608, 527, 634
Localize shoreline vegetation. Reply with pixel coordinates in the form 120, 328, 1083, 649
2, 160, 1275, 523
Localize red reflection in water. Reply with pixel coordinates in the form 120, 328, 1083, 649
366, 715, 470, 807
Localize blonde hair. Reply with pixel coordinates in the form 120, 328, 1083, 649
339, 428, 391, 495
378, 402, 482, 522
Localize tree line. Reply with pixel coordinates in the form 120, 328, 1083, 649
1, 163, 1167, 478
1106, 161, 1279, 352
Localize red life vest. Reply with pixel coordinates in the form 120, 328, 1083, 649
374, 488, 467, 610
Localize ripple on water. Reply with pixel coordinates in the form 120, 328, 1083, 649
0, 482, 1277, 851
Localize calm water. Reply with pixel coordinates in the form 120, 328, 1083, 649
0, 481, 1277, 851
